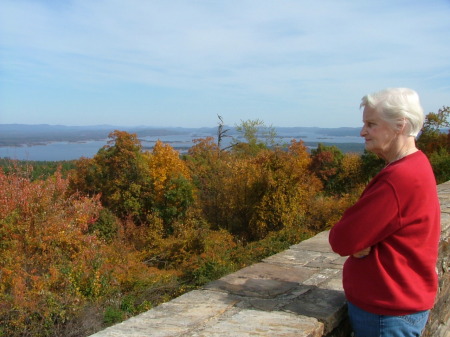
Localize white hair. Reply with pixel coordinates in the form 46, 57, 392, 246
360, 88, 425, 137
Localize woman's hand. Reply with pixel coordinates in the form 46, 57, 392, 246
353, 247, 371, 258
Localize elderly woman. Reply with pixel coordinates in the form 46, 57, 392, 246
329, 88, 440, 337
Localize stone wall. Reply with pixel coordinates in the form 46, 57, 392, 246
423, 181, 450, 337
90, 181, 450, 337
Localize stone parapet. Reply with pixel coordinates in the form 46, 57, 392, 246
90, 181, 450, 337
423, 181, 450, 337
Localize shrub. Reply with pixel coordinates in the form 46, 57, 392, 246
0, 168, 179, 337
88, 208, 119, 243
429, 148, 450, 184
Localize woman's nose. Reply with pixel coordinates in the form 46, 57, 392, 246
360, 126, 366, 137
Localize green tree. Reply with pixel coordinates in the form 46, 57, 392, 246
360, 150, 385, 182
429, 148, 450, 184
232, 119, 277, 156
69, 130, 152, 222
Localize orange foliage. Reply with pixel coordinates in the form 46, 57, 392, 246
0, 130, 378, 336
0, 168, 177, 336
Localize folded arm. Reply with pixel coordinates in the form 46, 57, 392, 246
329, 180, 400, 257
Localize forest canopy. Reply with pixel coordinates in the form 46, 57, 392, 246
0, 108, 448, 337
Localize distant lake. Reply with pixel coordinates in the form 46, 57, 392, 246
0, 131, 365, 161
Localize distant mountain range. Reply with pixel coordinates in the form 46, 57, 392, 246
0, 124, 362, 147
0, 124, 207, 146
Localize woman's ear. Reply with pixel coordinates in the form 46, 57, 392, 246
396, 118, 407, 135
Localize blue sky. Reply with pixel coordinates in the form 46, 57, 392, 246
1, 0, 449, 128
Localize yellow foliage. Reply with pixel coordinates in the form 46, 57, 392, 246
339, 153, 363, 180
146, 140, 191, 202
305, 192, 359, 232
248, 146, 322, 239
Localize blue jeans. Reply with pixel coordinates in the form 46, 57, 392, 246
347, 302, 429, 337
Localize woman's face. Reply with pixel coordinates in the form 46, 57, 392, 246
360, 106, 397, 159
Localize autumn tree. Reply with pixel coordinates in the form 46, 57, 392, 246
186, 137, 226, 227
335, 152, 366, 193
70, 131, 196, 232
417, 106, 450, 154
309, 143, 345, 195
248, 140, 322, 239
0, 168, 177, 337
188, 138, 324, 241
187, 135, 265, 237
69, 130, 152, 222
145, 140, 194, 231
417, 106, 450, 183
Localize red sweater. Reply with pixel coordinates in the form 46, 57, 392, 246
329, 151, 440, 315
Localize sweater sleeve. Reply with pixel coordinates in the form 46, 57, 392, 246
329, 178, 401, 256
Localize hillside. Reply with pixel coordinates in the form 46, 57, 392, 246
0, 124, 362, 147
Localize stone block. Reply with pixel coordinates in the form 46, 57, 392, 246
290, 231, 334, 253
190, 309, 324, 337
205, 262, 316, 298
89, 290, 238, 337
303, 268, 342, 290
283, 287, 347, 334
263, 249, 322, 267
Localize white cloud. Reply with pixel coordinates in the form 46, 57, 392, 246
0, 0, 449, 127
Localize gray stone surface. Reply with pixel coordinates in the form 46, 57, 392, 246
283, 288, 347, 333
205, 262, 317, 298
190, 310, 323, 337
90, 291, 239, 337
423, 181, 450, 337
